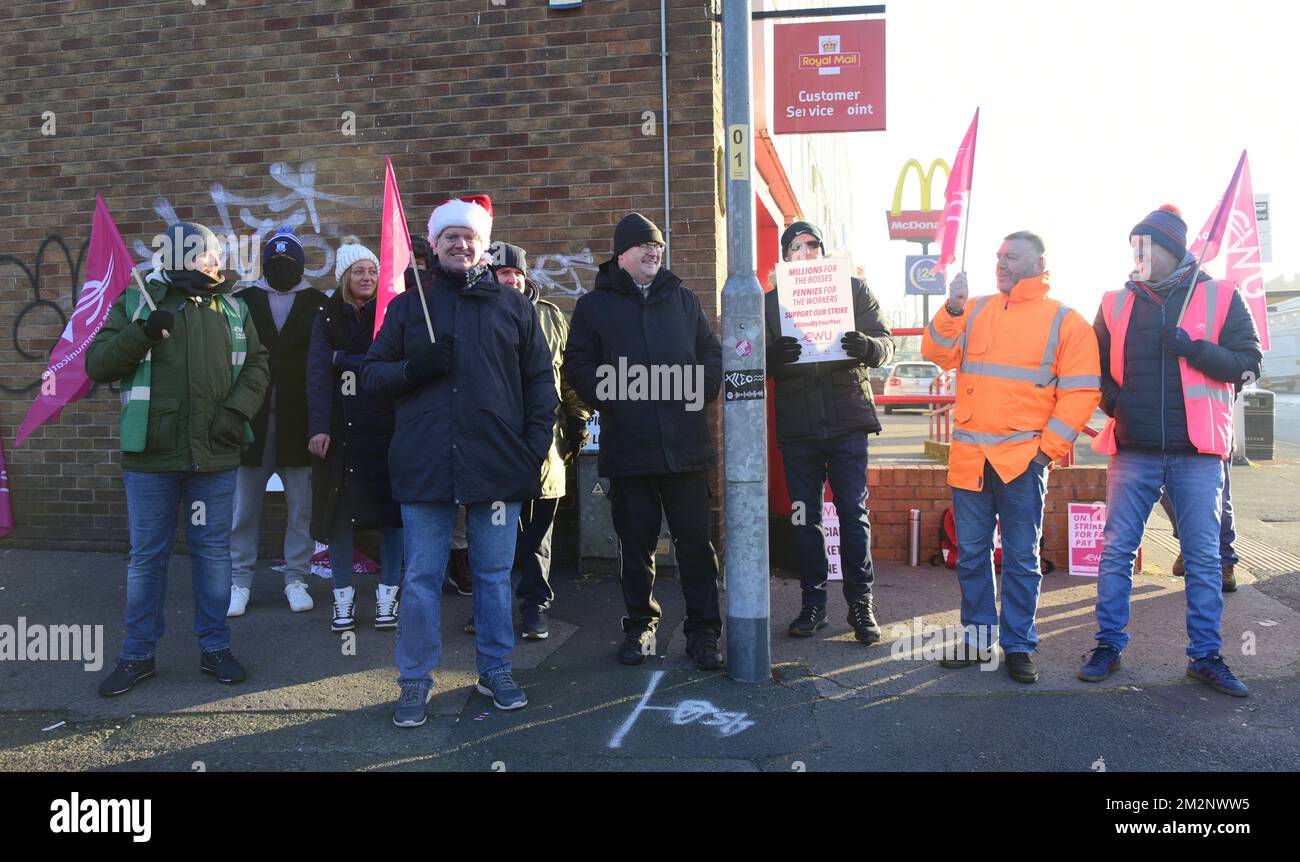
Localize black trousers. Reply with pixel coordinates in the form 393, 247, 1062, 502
609, 470, 721, 636
515, 497, 560, 610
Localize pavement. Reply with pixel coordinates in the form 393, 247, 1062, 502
3, 450, 1299, 772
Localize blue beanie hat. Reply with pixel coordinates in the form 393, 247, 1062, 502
262, 226, 306, 268
1130, 205, 1188, 262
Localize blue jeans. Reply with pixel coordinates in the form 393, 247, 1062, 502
1095, 450, 1225, 657
395, 500, 521, 684
780, 431, 874, 607
1159, 460, 1237, 565
328, 504, 403, 590
950, 459, 1048, 653
120, 470, 237, 661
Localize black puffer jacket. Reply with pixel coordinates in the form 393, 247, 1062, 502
763, 276, 895, 443
1095, 273, 1262, 453
563, 261, 722, 477
360, 261, 557, 504
306, 289, 401, 541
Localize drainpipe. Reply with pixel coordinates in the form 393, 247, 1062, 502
660, 0, 672, 267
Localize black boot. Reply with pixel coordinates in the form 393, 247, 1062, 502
847, 597, 881, 644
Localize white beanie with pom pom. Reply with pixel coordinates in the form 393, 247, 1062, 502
335, 236, 380, 287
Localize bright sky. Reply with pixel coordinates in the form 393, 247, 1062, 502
835, 0, 1298, 323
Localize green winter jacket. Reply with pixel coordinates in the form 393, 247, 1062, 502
537, 296, 592, 499
86, 278, 271, 473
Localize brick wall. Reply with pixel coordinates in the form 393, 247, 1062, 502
864, 464, 1109, 566
0, 0, 726, 553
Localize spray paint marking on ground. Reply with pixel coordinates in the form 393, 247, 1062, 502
608, 670, 756, 749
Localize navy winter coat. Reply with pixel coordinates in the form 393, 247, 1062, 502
306, 289, 401, 541
360, 262, 557, 505
563, 260, 722, 477
1095, 273, 1262, 454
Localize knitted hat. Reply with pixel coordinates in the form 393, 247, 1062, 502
334, 236, 380, 287
160, 221, 223, 274
612, 212, 664, 257
1130, 205, 1188, 262
427, 194, 493, 244
262, 225, 306, 268
489, 241, 527, 274
780, 220, 823, 259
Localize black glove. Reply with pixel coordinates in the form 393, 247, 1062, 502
766, 335, 802, 367
563, 417, 591, 465
841, 330, 875, 363
1161, 326, 1201, 359
404, 336, 454, 384
142, 310, 175, 341
210, 407, 246, 449
322, 311, 348, 350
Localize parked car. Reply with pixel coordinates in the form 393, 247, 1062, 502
868, 364, 892, 397
882, 361, 943, 414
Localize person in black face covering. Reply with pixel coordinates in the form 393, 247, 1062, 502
229, 227, 324, 616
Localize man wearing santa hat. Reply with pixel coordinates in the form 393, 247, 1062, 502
361, 195, 557, 727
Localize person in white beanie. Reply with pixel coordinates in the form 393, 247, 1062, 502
307, 237, 404, 632
363, 194, 557, 726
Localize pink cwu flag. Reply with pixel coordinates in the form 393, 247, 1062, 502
1190, 150, 1270, 352
933, 108, 979, 276
374, 157, 415, 340
15, 195, 135, 447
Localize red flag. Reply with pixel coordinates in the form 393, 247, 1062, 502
1190, 150, 1269, 351
15, 195, 135, 447
0, 436, 13, 538
933, 108, 979, 276
374, 158, 414, 339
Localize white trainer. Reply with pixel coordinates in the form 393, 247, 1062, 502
375, 584, 400, 630
285, 582, 314, 612
227, 586, 250, 618
331, 586, 356, 631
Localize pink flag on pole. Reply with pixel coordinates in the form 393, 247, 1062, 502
1190, 150, 1269, 351
0, 436, 14, 538
933, 108, 979, 276
374, 158, 414, 339
15, 195, 135, 448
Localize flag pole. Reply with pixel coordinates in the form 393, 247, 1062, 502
131, 266, 157, 311
409, 243, 435, 344
959, 184, 972, 275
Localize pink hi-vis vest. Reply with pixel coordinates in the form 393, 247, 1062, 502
1091, 279, 1236, 458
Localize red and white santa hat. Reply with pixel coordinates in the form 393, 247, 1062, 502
427, 194, 493, 245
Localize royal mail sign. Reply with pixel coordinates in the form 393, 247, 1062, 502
773, 20, 886, 135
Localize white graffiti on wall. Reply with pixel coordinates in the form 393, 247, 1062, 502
529, 248, 598, 297
131, 162, 374, 283
608, 670, 755, 749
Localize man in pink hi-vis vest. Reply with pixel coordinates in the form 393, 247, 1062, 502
1079, 206, 1261, 697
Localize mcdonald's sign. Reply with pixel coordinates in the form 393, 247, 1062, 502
886, 158, 950, 242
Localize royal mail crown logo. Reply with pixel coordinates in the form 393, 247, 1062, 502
799, 34, 860, 76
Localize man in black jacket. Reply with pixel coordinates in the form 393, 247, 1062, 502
763, 221, 895, 643
564, 213, 725, 669
362, 195, 556, 725
229, 227, 324, 616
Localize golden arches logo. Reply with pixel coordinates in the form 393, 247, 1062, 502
890, 159, 951, 216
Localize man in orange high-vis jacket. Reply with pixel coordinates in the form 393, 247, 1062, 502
1078, 205, 1261, 698
922, 231, 1100, 684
